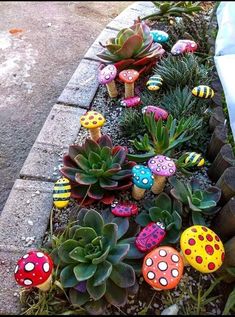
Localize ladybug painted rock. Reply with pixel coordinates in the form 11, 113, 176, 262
142, 105, 168, 121
135, 222, 166, 252
171, 39, 197, 55
111, 200, 138, 217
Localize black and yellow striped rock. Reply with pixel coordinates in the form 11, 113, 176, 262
192, 85, 214, 99
185, 152, 205, 167
146, 75, 163, 91
53, 177, 71, 209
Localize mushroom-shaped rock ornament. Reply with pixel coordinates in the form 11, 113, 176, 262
135, 221, 166, 252
180, 225, 225, 273
148, 155, 176, 194
142, 246, 184, 290
111, 199, 138, 217
120, 96, 141, 108
14, 250, 54, 291
150, 30, 169, 43
142, 105, 168, 121
53, 177, 71, 209
192, 85, 215, 99
98, 64, 118, 98
171, 39, 197, 55
132, 165, 154, 200
119, 69, 139, 98
80, 110, 105, 142
146, 75, 163, 91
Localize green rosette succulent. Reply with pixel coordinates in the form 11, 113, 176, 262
135, 192, 183, 244
61, 135, 136, 206
50, 208, 144, 315
97, 17, 165, 74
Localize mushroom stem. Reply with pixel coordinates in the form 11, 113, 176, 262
37, 274, 53, 292
89, 127, 102, 142
151, 175, 166, 194
125, 83, 134, 98
132, 185, 146, 200
106, 80, 118, 98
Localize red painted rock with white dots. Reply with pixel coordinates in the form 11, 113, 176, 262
14, 250, 54, 291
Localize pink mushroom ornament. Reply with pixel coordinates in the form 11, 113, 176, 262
98, 64, 118, 98
148, 155, 176, 194
14, 250, 54, 291
142, 105, 168, 121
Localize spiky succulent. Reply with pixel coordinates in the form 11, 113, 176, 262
61, 135, 136, 205
97, 17, 165, 74
136, 192, 183, 244
50, 208, 144, 315
169, 176, 221, 226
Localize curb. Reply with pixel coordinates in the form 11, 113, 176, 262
0, 2, 154, 314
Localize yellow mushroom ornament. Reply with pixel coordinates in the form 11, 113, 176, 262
80, 110, 105, 142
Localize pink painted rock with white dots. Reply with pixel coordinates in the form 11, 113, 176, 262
171, 39, 197, 55
111, 200, 138, 217
142, 105, 168, 121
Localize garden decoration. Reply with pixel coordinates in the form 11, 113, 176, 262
80, 110, 105, 142
150, 30, 169, 43
184, 152, 205, 167
132, 164, 154, 200
135, 192, 183, 244
142, 246, 184, 290
175, 152, 205, 175
146, 74, 163, 91
97, 17, 165, 75
142, 105, 168, 121
61, 135, 135, 205
98, 64, 118, 98
119, 69, 139, 98
171, 39, 198, 55
120, 96, 141, 108
135, 221, 166, 252
111, 199, 138, 217
148, 155, 176, 194
180, 225, 225, 273
192, 85, 215, 99
53, 177, 71, 209
14, 251, 54, 291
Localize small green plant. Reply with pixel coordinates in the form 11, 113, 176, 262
169, 176, 221, 225
175, 152, 205, 175
127, 113, 201, 163
119, 108, 146, 138
61, 135, 136, 206
136, 192, 182, 243
223, 287, 235, 315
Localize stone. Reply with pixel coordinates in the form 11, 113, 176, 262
142, 105, 168, 121
111, 200, 138, 217
146, 75, 163, 91
161, 304, 179, 315
192, 85, 215, 99
171, 39, 197, 55
151, 30, 169, 43
53, 177, 71, 209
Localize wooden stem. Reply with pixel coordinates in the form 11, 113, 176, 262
89, 127, 101, 142
125, 83, 134, 98
106, 80, 118, 98
151, 175, 166, 194
206, 124, 227, 162
132, 185, 146, 200
37, 274, 52, 292
207, 144, 235, 182
209, 106, 225, 131
216, 167, 235, 204
216, 236, 235, 283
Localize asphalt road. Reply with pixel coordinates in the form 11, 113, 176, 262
0, 1, 133, 212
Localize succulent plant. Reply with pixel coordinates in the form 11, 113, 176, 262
61, 135, 136, 206
169, 176, 221, 226
135, 192, 183, 244
97, 17, 165, 75
50, 208, 144, 315
127, 113, 201, 163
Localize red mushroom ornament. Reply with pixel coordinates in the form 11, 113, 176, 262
14, 250, 54, 291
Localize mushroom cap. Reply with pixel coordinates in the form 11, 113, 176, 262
142, 105, 168, 121
180, 225, 225, 273
132, 165, 154, 189
98, 64, 117, 84
142, 246, 184, 290
148, 155, 176, 177
14, 250, 53, 288
119, 69, 139, 84
80, 110, 105, 129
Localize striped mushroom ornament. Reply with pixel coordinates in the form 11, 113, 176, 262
142, 246, 184, 290
132, 165, 154, 200
80, 110, 105, 142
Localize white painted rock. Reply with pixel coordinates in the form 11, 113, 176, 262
150, 30, 169, 43
161, 304, 179, 315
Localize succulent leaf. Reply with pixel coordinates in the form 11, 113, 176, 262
74, 263, 97, 282
107, 244, 130, 264
69, 288, 90, 306
110, 263, 135, 288
86, 278, 106, 301
93, 261, 113, 286
60, 265, 78, 288
105, 279, 127, 306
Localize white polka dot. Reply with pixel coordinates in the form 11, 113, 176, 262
147, 271, 155, 280
158, 261, 168, 271
165, 157, 171, 161
159, 250, 167, 257
146, 258, 153, 267
14, 265, 19, 274
24, 279, 33, 286
43, 262, 50, 273
36, 252, 44, 258
172, 269, 179, 277
157, 168, 161, 172
142, 178, 149, 184
159, 277, 168, 286
22, 254, 29, 259
150, 160, 156, 164
141, 170, 145, 174
172, 254, 179, 263
128, 76, 133, 80
105, 75, 110, 80
162, 166, 167, 170
169, 169, 174, 173
25, 262, 35, 272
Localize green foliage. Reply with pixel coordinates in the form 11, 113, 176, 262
153, 54, 212, 88
169, 176, 221, 225
50, 208, 144, 314
119, 108, 146, 138
136, 192, 183, 243
142, 1, 202, 21
61, 135, 136, 206
127, 113, 200, 162
223, 287, 235, 315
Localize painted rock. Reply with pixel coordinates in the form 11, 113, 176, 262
192, 85, 214, 99
150, 30, 169, 43
142, 105, 168, 121
120, 96, 141, 108
53, 177, 71, 209
111, 200, 138, 217
171, 39, 197, 55
185, 152, 205, 167
146, 75, 163, 91
135, 222, 166, 252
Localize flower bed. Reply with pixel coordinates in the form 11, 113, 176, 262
16, 2, 235, 315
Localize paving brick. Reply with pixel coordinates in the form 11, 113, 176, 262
128, 1, 156, 15
0, 179, 54, 249
106, 7, 141, 30
58, 59, 101, 108
134, 1, 156, 8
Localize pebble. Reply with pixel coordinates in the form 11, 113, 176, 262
27, 220, 33, 226
35, 190, 40, 195
1, 260, 5, 264
153, 303, 159, 308
161, 304, 179, 315
26, 200, 30, 204
21, 236, 26, 240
